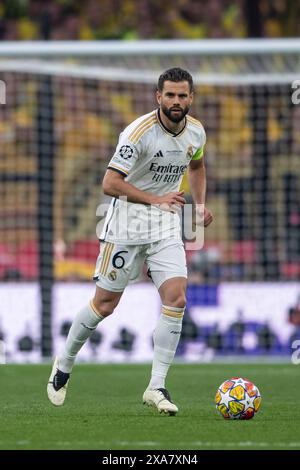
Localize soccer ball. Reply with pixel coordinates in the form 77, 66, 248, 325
215, 377, 261, 420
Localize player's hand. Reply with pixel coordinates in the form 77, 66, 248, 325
204, 207, 213, 226
196, 206, 214, 227
154, 191, 186, 213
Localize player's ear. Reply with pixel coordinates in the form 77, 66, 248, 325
190, 91, 194, 103
156, 89, 162, 105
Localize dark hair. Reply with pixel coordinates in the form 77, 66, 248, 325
157, 67, 194, 93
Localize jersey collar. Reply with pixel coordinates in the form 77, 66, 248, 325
156, 109, 187, 137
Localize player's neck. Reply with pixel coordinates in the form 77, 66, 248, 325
158, 108, 186, 135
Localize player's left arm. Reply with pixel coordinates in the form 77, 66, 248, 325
188, 157, 213, 227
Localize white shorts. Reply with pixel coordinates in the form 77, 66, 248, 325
93, 238, 187, 292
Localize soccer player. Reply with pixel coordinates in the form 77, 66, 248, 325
47, 67, 213, 415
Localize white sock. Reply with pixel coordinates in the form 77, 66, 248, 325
58, 301, 104, 373
148, 305, 184, 390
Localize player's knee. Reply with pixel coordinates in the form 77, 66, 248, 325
166, 294, 186, 309
174, 295, 186, 309
93, 287, 122, 317
92, 298, 119, 318
96, 301, 114, 318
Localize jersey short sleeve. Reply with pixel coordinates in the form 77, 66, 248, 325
108, 133, 139, 177
191, 128, 206, 161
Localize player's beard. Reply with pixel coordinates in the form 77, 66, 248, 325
161, 103, 190, 123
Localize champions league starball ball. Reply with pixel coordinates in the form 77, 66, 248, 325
215, 377, 261, 420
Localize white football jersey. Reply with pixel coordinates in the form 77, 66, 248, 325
100, 109, 206, 244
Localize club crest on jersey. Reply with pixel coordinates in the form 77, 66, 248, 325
108, 270, 117, 281
119, 145, 134, 159
186, 145, 194, 160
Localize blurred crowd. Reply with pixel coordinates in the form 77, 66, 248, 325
0, 72, 299, 282
0, 0, 299, 41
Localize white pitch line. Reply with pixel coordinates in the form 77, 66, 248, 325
189, 441, 300, 448
117, 441, 160, 447
114, 441, 300, 448
12, 440, 300, 449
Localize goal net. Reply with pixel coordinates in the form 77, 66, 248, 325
1, 40, 299, 284
0, 40, 299, 358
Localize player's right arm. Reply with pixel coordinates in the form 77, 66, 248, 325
103, 169, 186, 207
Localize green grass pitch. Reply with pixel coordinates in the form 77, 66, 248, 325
1, 363, 300, 450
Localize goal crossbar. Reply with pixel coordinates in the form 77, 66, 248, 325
0, 39, 299, 57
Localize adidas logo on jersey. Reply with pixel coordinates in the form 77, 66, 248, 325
153, 150, 164, 158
